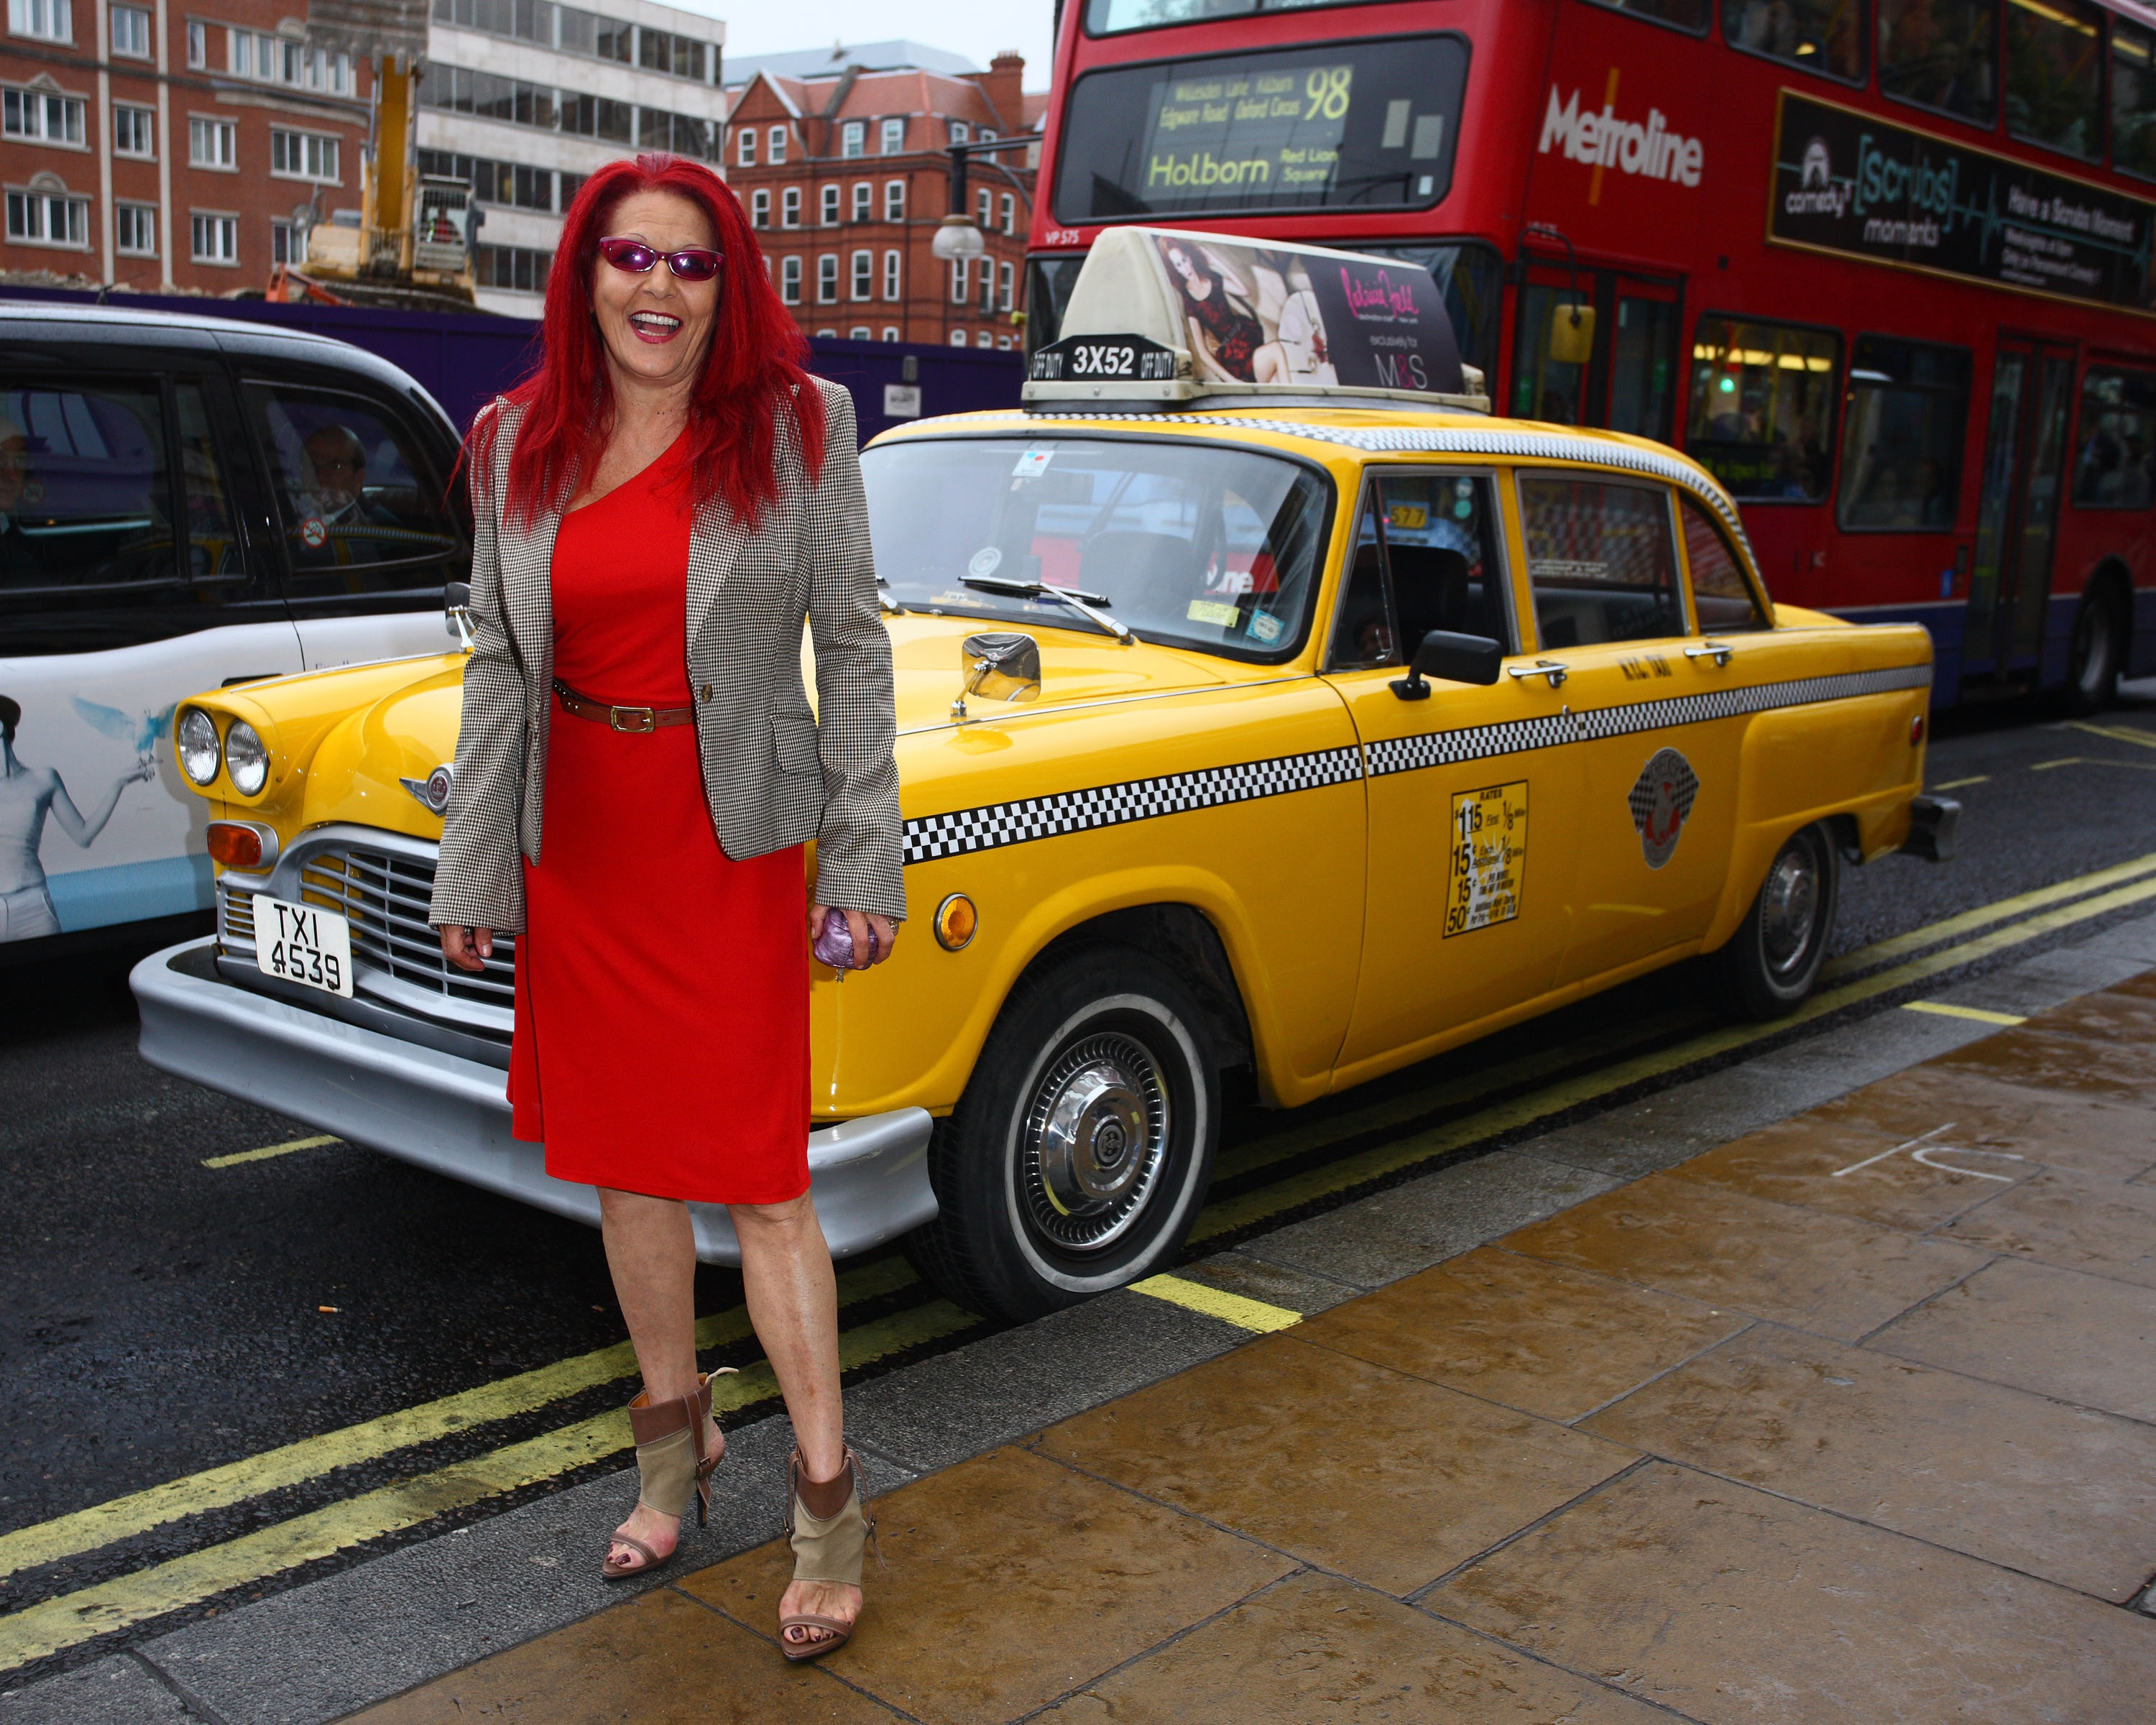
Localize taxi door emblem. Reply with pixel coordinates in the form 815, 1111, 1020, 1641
1628, 748, 1699, 870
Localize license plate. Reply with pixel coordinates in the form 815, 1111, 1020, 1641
252, 893, 354, 998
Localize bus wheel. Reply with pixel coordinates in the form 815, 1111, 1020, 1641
1713, 822, 1839, 1021
2064, 586, 2124, 714
905, 947, 1217, 1323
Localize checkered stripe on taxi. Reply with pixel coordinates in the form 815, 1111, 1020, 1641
902, 745, 1365, 864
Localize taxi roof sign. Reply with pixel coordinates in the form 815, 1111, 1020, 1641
1025, 227, 1488, 413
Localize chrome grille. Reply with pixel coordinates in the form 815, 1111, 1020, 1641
298, 845, 517, 1019
218, 878, 257, 947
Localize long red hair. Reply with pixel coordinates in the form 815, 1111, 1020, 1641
469, 152, 826, 529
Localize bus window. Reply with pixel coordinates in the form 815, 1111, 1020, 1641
2114, 20, 2156, 181
1581, 0, 1709, 29
2072, 368, 2156, 507
1518, 474, 1686, 646
2006, 0, 2102, 160
1721, 0, 1865, 83
246, 382, 461, 602
1838, 336, 1972, 531
1879, 0, 1999, 127
1051, 37, 1470, 224
1679, 494, 1773, 631
1085, 0, 1253, 33
1686, 317, 1841, 503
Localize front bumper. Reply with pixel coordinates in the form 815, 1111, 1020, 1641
132, 937, 939, 1264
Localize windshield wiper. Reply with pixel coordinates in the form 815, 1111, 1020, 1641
876, 579, 910, 616
961, 574, 1133, 643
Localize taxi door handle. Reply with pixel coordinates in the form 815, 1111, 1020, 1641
1507, 658, 1569, 687
1684, 640, 1736, 667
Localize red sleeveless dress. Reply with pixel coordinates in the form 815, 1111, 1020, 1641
507, 437, 811, 1205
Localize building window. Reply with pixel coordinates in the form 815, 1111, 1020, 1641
820, 185, 839, 225
6, 0, 70, 43
950, 258, 967, 302
949, 328, 967, 346
113, 103, 154, 157
949, 119, 969, 144
474, 244, 553, 293
882, 326, 899, 341
816, 252, 838, 302
271, 130, 340, 183
6, 185, 87, 245
849, 324, 870, 339
979, 263, 995, 313
851, 248, 872, 299
816, 327, 837, 338
841, 119, 864, 157
883, 248, 900, 300
852, 181, 871, 222
781, 185, 801, 227
1000, 192, 1015, 234
768, 124, 786, 164
737, 126, 756, 167
880, 116, 903, 153
3, 88, 86, 146
190, 211, 239, 263
110, 2, 149, 57
116, 200, 155, 255
190, 116, 238, 170
780, 254, 801, 303
999, 259, 1014, 311
976, 187, 992, 227
185, 19, 204, 64
884, 178, 905, 221
750, 187, 769, 227
272, 218, 296, 263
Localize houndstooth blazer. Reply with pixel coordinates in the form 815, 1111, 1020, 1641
428, 379, 906, 935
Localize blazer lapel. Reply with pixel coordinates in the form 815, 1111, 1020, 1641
685, 497, 748, 650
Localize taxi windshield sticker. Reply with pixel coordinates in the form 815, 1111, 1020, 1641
1445, 780, 1526, 937
1629, 748, 1700, 870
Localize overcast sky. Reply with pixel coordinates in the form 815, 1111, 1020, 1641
665, 0, 1060, 88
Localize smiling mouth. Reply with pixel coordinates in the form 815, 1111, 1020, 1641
628, 311, 682, 343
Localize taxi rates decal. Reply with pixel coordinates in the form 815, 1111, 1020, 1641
1628, 748, 1698, 870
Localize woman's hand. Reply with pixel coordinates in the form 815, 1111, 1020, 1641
808, 904, 898, 969
441, 924, 494, 972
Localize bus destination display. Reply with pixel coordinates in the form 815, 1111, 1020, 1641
1054, 37, 1469, 224
1770, 91, 2156, 313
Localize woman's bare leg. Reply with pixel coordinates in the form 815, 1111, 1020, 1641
599, 1187, 720, 1567
730, 1193, 857, 1646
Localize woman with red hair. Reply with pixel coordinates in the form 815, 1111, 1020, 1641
429, 153, 903, 1660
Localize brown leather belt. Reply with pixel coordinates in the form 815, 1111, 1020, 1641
552, 677, 696, 734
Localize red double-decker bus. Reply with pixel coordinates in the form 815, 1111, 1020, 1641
1027, 0, 2156, 709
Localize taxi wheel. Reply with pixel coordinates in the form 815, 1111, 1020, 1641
1713, 822, 1839, 1021
906, 946, 1220, 1323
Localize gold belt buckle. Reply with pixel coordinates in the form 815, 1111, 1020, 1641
608, 704, 656, 734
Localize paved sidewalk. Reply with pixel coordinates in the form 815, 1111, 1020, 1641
343, 973, 2156, 1724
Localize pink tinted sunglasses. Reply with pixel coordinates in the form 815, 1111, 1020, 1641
597, 235, 724, 282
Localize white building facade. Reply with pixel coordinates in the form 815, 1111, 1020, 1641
418, 0, 724, 316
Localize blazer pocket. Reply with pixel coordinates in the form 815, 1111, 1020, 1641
771, 710, 821, 776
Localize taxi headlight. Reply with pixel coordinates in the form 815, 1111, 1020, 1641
224, 720, 270, 796
178, 707, 221, 786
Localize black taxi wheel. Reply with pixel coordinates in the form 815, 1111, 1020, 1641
904, 946, 1219, 1323
1712, 822, 1839, 1021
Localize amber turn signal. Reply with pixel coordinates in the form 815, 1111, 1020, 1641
1909, 714, 1926, 745
207, 821, 267, 870
934, 892, 977, 951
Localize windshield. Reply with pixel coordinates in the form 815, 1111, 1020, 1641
862, 436, 1334, 663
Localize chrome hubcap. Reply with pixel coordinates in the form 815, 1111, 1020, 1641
1761, 841, 1820, 979
1021, 1031, 1169, 1253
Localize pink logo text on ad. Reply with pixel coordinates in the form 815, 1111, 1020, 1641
1340, 268, 1418, 321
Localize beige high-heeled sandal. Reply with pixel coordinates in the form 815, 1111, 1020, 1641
601, 1369, 730, 1581
779, 1443, 876, 1661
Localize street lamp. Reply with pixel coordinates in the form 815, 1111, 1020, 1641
931, 139, 987, 262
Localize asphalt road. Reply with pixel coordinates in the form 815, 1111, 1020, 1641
4, 681, 2154, 1680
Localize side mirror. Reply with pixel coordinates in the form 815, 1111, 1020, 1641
445, 579, 473, 649
1391, 630, 1503, 700
952, 630, 1041, 720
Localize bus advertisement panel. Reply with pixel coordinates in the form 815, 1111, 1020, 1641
1030, 0, 2156, 711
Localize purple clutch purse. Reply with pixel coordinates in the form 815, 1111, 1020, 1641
813, 906, 880, 971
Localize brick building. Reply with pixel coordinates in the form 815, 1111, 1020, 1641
722, 45, 1044, 350
1, 0, 374, 290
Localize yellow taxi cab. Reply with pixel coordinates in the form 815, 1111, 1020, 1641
132, 229, 1953, 1322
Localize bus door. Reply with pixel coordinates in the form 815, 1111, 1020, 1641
1511, 264, 1683, 443
1967, 338, 2076, 676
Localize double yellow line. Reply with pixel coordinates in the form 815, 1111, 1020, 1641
5, 847, 2154, 1671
